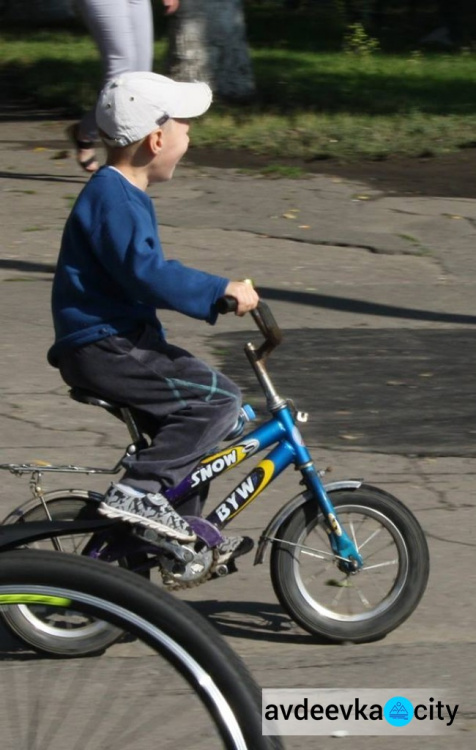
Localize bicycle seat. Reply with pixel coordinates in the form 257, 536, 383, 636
69, 387, 125, 414
69, 387, 146, 444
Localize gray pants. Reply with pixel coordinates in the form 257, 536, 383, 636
77, 0, 154, 141
58, 325, 241, 514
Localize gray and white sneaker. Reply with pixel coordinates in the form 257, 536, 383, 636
215, 535, 254, 565
99, 483, 196, 543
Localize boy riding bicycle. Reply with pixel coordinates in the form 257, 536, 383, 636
48, 72, 259, 563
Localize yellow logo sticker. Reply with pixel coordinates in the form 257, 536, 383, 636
215, 459, 276, 522
191, 441, 258, 488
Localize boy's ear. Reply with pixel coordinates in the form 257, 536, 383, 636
148, 128, 164, 154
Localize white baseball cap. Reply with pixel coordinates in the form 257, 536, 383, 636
96, 71, 213, 147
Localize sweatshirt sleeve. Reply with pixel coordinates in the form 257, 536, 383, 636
91, 197, 229, 323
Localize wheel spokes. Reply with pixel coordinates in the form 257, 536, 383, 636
294, 505, 407, 619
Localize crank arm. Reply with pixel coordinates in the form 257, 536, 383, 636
131, 527, 194, 563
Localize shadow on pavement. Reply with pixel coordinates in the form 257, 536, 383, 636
0, 259, 56, 274
0, 170, 84, 185
189, 599, 326, 644
260, 286, 476, 327
213, 327, 476, 456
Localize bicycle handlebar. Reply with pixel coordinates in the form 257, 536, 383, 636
216, 295, 239, 315
216, 297, 283, 359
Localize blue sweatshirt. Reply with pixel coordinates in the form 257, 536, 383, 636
48, 167, 228, 366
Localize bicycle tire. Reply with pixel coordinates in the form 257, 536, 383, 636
0, 549, 283, 750
270, 485, 429, 643
1, 495, 149, 656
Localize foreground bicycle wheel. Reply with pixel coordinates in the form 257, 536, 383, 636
0, 550, 283, 750
271, 486, 429, 643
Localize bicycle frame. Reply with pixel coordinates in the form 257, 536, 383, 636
163, 301, 363, 570
0, 302, 363, 571
164, 404, 361, 569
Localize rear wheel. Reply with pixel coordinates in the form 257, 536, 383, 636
1, 494, 149, 656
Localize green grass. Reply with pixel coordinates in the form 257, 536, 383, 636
256, 165, 309, 179
194, 47, 476, 161
2, 15, 476, 163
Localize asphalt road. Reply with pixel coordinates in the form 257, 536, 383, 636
215, 327, 476, 456
0, 118, 475, 748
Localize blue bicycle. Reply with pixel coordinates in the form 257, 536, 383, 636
0, 301, 429, 656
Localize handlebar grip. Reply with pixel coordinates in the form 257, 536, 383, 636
216, 297, 283, 357
252, 301, 283, 348
216, 295, 238, 314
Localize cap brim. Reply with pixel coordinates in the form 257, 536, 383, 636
166, 81, 213, 119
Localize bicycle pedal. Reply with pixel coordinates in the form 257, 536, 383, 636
211, 559, 238, 579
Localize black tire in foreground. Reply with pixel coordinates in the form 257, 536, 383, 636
0, 549, 283, 750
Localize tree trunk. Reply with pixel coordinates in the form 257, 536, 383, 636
166, 0, 255, 102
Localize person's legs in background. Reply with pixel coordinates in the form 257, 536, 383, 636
71, 0, 154, 169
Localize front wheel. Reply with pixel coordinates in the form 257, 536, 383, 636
270, 486, 429, 643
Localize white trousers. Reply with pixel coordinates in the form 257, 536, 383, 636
77, 0, 154, 140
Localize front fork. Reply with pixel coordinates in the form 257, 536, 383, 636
302, 465, 363, 572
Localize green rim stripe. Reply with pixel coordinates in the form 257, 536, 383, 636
0, 594, 72, 606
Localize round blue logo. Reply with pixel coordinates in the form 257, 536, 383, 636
384, 696, 414, 727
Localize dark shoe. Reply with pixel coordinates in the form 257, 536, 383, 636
99, 483, 196, 543
66, 123, 99, 174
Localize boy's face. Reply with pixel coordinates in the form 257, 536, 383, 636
149, 119, 190, 182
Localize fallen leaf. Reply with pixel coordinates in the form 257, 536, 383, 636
325, 579, 353, 588
52, 150, 69, 160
